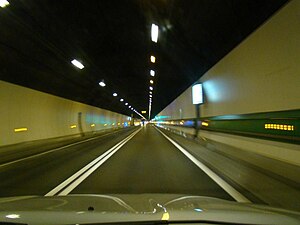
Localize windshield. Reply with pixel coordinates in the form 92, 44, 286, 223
0, 0, 300, 224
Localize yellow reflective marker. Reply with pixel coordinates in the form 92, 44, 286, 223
264, 123, 294, 131
14, 127, 28, 132
70, 125, 77, 129
141, 111, 147, 114
161, 212, 169, 221
202, 122, 209, 127
90, 124, 95, 127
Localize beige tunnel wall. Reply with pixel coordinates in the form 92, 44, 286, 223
0, 80, 131, 146
157, 0, 300, 120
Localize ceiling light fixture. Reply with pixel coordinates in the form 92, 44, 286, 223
113, 93, 118, 97
150, 55, 156, 63
0, 0, 9, 8
150, 80, 154, 84
150, 70, 155, 76
125, 103, 128, 105
120, 99, 124, 102
71, 59, 84, 69
99, 80, 106, 87
151, 24, 159, 43
150, 86, 153, 90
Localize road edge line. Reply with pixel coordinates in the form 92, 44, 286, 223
0, 128, 129, 168
155, 126, 251, 203
45, 128, 141, 196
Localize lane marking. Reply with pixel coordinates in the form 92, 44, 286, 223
45, 128, 142, 196
155, 126, 250, 203
0, 128, 132, 169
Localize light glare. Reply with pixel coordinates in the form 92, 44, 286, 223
151, 24, 159, 43
6, 214, 20, 219
71, 59, 84, 69
0, 0, 9, 8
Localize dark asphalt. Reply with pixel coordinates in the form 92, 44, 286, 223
0, 125, 233, 201
0, 127, 139, 197
71, 125, 233, 200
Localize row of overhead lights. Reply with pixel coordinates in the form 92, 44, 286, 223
148, 23, 159, 119
70, 61, 146, 120
1, 1, 145, 120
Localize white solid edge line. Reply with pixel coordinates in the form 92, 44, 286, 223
0, 129, 123, 168
45, 128, 141, 196
155, 126, 251, 203
58, 128, 141, 195
45, 129, 140, 196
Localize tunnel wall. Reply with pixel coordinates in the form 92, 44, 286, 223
155, 0, 300, 165
0, 80, 132, 146
157, 0, 300, 119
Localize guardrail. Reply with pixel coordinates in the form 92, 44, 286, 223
154, 109, 300, 144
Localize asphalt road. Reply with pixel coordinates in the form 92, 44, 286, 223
0, 125, 233, 201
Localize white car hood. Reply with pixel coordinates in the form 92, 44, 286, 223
0, 194, 300, 225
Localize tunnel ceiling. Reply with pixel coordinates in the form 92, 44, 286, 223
0, 0, 287, 119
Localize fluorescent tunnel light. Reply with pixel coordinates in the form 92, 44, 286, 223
151, 24, 159, 43
71, 59, 84, 69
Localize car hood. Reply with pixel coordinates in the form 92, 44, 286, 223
0, 194, 300, 225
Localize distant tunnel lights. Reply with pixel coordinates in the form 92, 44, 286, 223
150, 80, 154, 84
151, 24, 159, 43
0, 0, 9, 8
150, 70, 155, 76
149, 86, 153, 90
120, 98, 124, 102
150, 56, 156, 63
113, 93, 118, 97
71, 59, 84, 69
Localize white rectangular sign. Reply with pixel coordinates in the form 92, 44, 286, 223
192, 83, 203, 104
